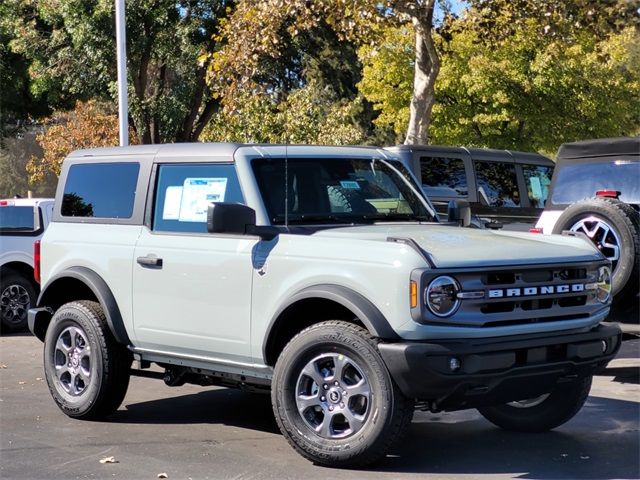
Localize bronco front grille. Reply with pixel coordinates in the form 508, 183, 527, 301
417, 261, 607, 328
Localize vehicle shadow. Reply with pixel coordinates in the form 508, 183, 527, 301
598, 366, 640, 384
0, 330, 33, 337
113, 389, 638, 478
373, 395, 639, 479
112, 388, 279, 434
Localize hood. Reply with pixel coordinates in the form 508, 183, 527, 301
311, 224, 603, 268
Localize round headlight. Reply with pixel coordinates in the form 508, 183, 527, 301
596, 266, 612, 303
425, 276, 461, 317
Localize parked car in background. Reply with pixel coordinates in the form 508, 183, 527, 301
387, 145, 554, 231
535, 137, 639, 314
0, 198, 54, 331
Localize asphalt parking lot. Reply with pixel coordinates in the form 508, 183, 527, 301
0, 332, 638, 480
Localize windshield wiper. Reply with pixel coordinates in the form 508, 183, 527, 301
359, 213, 432, 222
273, 214, 347, 224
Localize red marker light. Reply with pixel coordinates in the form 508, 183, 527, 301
529, 228, 543, 234
34, 240, 41, 284
596, 190, 620, 199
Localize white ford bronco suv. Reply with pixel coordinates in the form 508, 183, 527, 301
30, 143, 620, 467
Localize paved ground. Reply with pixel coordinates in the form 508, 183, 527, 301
0, 333, 638, 480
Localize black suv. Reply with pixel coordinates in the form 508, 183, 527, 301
388, 145, 554, 231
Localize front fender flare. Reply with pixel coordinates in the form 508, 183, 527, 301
263, 284, 399, 360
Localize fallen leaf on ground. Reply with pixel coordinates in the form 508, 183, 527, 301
0, 364, 7, 368
99, 456, 119, 464
158, 473, 168, 478
18, 381, 25, 385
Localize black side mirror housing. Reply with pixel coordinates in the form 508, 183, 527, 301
207, 203, 278, 240
447, 199, 471, 227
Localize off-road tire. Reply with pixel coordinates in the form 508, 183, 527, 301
552, 197, 639, 306
43, 300, 132, 419
327, 185, 376, 214
0, 271, 37, 332
272, 321, 414, 468
477, 376, 592, 432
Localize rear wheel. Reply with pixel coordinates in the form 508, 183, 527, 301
552, 197, 639, 306
477, 376, 592, 432
43, 300, 131, 419
0, 272, 36, 332
272, 321, 413, 468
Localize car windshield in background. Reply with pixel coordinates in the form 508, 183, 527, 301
252, 157, 436, 225
551, 160, 640, 205
0, 206, 36, 232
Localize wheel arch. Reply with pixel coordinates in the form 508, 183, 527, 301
1, 261, 36, 284
262, 284, 398, 366
33, 266, 130, 345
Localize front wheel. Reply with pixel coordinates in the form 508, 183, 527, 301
477, 376, 592, 432
271, 321, 414, 468
43, 300, 132, 419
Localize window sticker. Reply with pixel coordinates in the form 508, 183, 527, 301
162, 186, 183, 220
178, 178, 228, 222
529, 176, 543, 200
340, 180, 360, 189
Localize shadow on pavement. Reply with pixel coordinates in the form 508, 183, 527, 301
113, 387, 638, 479
598, 366, 640, 384
374, 395, 639, 479
112, 388, 279, 434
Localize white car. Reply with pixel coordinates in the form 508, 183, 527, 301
0, 197, 54, 331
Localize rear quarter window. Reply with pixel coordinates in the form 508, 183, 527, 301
61, 163, 140, 218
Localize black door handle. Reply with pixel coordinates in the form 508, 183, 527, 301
137, 255, 163, 268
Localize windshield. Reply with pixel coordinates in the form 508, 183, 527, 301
0, 206, 36, 232
551, 159, 640, 205
252, 157, 437, 225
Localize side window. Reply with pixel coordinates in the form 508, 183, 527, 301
153, 163, 244, 233
61, 163, 139, 218
522, 164, 553, 208
474, 161, 520, 207
419, 157, 468, 197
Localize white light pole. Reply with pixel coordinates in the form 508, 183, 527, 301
115, 0, 129, 146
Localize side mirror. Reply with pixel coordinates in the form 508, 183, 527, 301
447, 199, 471, 227
207, 203, 278, 240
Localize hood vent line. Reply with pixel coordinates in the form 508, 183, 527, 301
387, 236, 436, 268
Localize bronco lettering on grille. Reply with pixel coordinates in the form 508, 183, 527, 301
488, 284, 585, 298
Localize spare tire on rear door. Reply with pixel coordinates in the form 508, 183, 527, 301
552, 197, 639, 307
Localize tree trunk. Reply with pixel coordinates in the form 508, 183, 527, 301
404, 1, 440, 145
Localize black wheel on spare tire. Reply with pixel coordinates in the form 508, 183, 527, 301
43, 300, 132, 419
271, 321, 414, 468
0, 271, 37, 332
552, 197, 639, 305
477, 375, 592, 433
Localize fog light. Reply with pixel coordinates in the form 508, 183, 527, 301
449, 357, 461, 372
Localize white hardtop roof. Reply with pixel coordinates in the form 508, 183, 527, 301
67, 143, 395, 160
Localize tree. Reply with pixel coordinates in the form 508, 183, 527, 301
3, 0, 233, 143
358, 2, 640, 152
207, 0, 448, 145
203, 81, 368, 145
28, 100, 137, 183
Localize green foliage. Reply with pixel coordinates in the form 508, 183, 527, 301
358, 5, 640, 152
203, 81, 369, 145
358, 26, 415, 144
2, 0, 230, 143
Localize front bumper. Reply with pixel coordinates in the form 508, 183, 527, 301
378, 323, 621, 411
